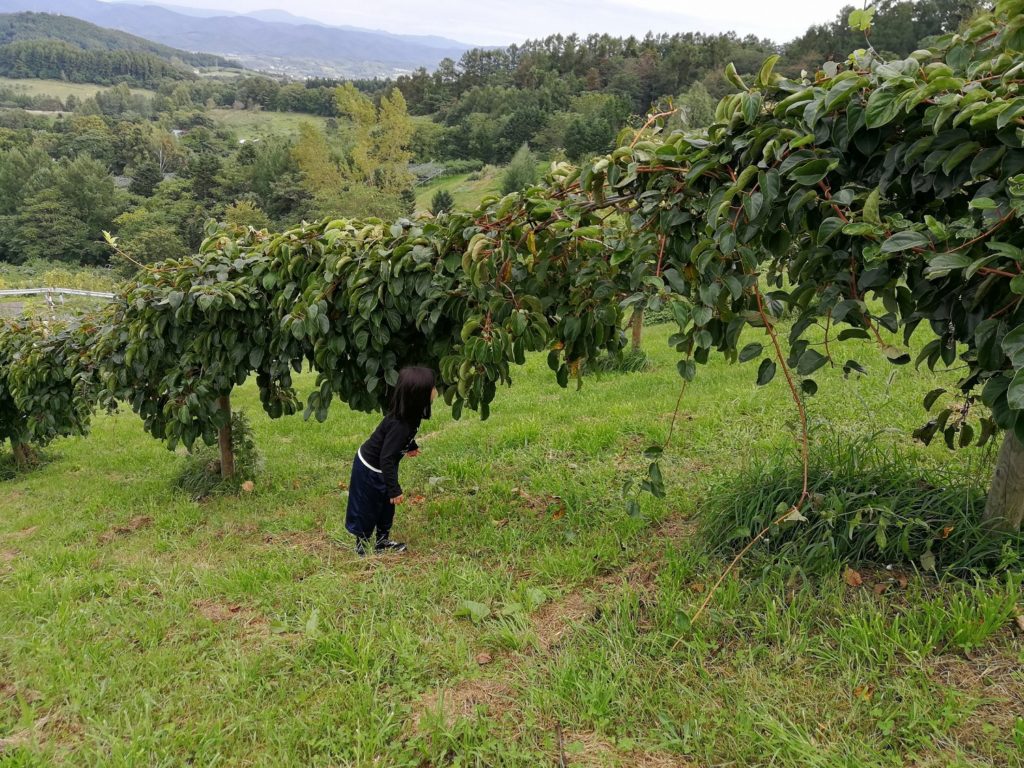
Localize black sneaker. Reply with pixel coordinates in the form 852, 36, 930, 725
355, 538, 371, 556
375, 539, 408, 553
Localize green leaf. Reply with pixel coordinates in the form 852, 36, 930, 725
756, 358, 777, 385
920, 550, 937, 573
923, 388, 946, 411
848, 6, 875, 31
725, 62, 747, 91
455, 600, 491, 624
738, 342, 764, 362
881, 231, 929, 253
1007, 368, 1024, 411
863, 187, 881, 224
865, 89, 901, 128
925, 252, 973, 277
757, 54, 780, 88
797, 349, 828, 375
1002, 323, 1024, 368
790, 158, 832, 186
817, 217, 845, 245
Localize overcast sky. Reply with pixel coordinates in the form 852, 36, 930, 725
136, 0, 858, 46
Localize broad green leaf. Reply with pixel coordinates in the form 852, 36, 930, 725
865, 89, 902, 128
790, 158, 832, 186
738, 342, 763, 362
881, 231, 929, 253
797, 349, 828, 375
1008, 368, 1024, 410
1003, 324, 1024, 368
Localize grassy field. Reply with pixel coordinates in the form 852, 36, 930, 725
415, 168, 504, 213
0, 77, 153, 103
208, 108, 336, 140
1, 322, 1022, 766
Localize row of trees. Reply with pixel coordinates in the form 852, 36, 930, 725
3, 1, 1023, 538
0, 40, 193, 88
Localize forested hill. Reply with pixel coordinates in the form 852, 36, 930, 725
0, 12, 229, 67
393, 0, 983, 164
0, 12, 233, 86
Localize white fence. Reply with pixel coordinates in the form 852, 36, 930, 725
0, 288, 115, 299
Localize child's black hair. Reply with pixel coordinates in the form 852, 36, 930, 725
390, 366, 435, 425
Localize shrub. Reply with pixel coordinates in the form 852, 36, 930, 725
500, 144, 539, 195
431, 189, 455, 215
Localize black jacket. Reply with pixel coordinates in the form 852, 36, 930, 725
359, 415, 419, 498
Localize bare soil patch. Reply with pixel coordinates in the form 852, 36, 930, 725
411, 678, 517, 732
192, 598, 271, 639
559, 730, 696, 767
532, 591, 596, 652
1, 526, 38, 541
0, 711, 83, 756
929, 646, 1024, 743
97, 515, 152, 544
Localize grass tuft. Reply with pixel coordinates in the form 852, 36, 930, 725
173, 410, 262, 499
699, 436, 1024, 575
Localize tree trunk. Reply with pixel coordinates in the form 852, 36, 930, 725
217, 394, 235, 481
630, 308, 644, 352
11, 441, 29, 469
982, 430, 1024, 533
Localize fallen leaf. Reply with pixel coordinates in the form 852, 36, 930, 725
844, 567, 864, 587
549, 497, 567, 519
291, 479, 301, 490
491, 519, 508, 528
241, 481, 255, 493
337, 482, 348, 490
409, 494, 426, 505
475, 652, 493, 665
941, 525, 955, 539
782, 506, 808, 523
873, 582, 890, 595
689, 582, 706, 593
853, 684, 874, 701
896, 573, 908, 589
1016, 615, 1024, 633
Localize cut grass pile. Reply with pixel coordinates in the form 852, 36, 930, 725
1, 322, 1021, 766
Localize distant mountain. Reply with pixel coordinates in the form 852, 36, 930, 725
0, 0, 476, 77
0, 11, 229, 67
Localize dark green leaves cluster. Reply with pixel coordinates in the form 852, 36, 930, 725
0, 317, 97, 451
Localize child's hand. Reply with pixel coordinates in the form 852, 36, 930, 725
391, 494, 404, 505
407, 449, 420, 457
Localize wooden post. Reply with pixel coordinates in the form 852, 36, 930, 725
217, 394, 235, 481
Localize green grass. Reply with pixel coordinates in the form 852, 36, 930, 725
208, 109, 337, 140
415, 167, 504, 213
0, 76, 153, 104
1, 323, 1022, 766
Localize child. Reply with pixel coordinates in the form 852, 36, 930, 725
346, 366, 437, 555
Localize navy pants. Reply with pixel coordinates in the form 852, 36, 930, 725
345, 455, 395, 542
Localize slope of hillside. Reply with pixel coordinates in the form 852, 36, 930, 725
0, 0, 474, 77
0, 10, 228, 66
